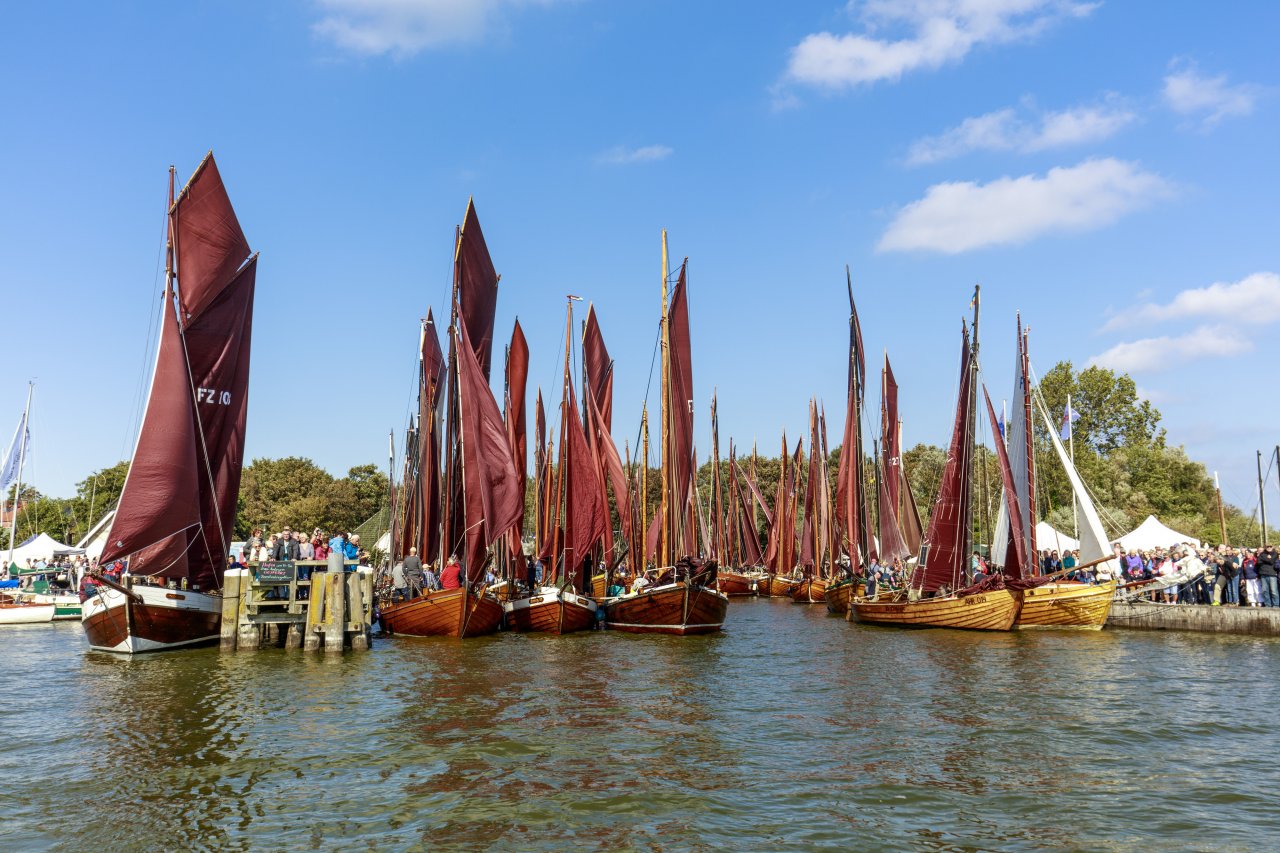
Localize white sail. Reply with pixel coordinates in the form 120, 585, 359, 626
1036, 398, 1118, 576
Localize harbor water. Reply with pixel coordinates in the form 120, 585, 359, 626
2, 600, 1276, 851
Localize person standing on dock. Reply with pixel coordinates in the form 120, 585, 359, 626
1256, 545, 1277, 607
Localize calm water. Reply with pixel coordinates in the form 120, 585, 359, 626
2, 601, 1277, 851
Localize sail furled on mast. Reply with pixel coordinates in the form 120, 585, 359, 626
916, 325, 975, 592
504, 319, 529, 570
455, 319, 523, 583
983, 386, 1028, 580
416, 310, 446, 561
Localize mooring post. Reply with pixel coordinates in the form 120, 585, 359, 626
239, 566, 260, 651
220, 568, 244, 651
324, 550, 346, 653
349, 567, 371, 650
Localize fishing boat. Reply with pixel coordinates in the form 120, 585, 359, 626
0, 592, 55, 625
82, 154, 256, 654
602, 234, 727, 634
854, 288, 1021, 632
826, 269, 874, 615
717, 570, 758, 596
381, 201, 518, 639
988, 317, 1119, 630
758, 434, 801, 598
793, 401, 839, 603
503, 298, 603, 634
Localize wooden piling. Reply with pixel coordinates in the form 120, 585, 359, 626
1107, 601, 1280, 636
220, 568, 245, 651
324, 551, 346, 653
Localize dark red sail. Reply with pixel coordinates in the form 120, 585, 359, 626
456, 320, 523, 582
455, 199, 500, 379
899, 464, 924, 555
563, 384, 607, 590
583, 305, 613, 432
504, 319, 529, 572
881, 354, 901, 517
835, 269, 869, 563
917, 326, 974, 592
171, 153, 251, 322
417, 311, 445, 561
588, 389, 631, 550
98, 297, 202, 577
668, 262, 695, 554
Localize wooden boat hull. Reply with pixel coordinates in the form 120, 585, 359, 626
716, 571, 757, 596
81, 584, 221, 653
759, 575, 799, 597
603, 582, 728, 635
504, 587, 597, 634
381, 586, 503, 638
853, 589, 1019, 631
823, 580, 864, 614
591, 573, 607, 599
791, 577, 829, 603
1015, 580, 1116, 630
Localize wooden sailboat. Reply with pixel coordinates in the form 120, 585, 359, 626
793, 401, 836, 603
990, 318, 1118, 628
826, 270, 871, 615
0, 384, 53, 626
716, 444, 763, 595
82, 155, 256, 653
381, 201, 514, 638
603, 234, 727, 634
758, 434, 801, 597
853, 288, 1020, 631
504, 298, 600, 634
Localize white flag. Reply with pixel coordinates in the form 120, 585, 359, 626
0, 411, 28, 496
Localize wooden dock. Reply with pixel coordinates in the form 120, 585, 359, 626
219, 553, 375, 652
1106, 601, 1280, 637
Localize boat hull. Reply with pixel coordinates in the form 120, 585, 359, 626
504, 587, 597, 634
591, 573, 607, 599
759, 575, 799, 597
1014, 580, 1116, 630
716, 571, 757, 596
81, 584, 221, 653
853, 589, 1020, 631
0, 602, 56, 624
824, 579, 864, 614
381, 587, 503, 638
791, 577, 829, 603
603, 582, 728, 635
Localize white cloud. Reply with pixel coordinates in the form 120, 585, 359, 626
596, 145, 673, 165
1162, 60, 1258, 126
1101, 272, 1280, 332
907, 98, 1134, 165
878, 158, 1171, 253
313, 0, 566, 56
784, 0, 1097, 89
1088, 324, 1245, 373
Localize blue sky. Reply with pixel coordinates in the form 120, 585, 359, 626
2, 1, 1277, 518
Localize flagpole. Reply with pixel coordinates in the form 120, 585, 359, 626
1067, 392, 1078, 540
6, 381, 33, 571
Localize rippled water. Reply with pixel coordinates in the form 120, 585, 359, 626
2, 601, 1276, 851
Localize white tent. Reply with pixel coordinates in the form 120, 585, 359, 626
1035, 521, 1079, 553
1113, 515, 1201, 551
374, 530, 391, 553
6, 532, 85, 567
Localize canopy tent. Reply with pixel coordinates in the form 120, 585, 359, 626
5, 532, 85, 569
1035, 521, 1079, 553
374, 530, 391, 553
1113, 515, 1201, 551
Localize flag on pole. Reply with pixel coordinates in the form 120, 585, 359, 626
1059, 404, 1081, 441
0, 411, 29, 497
996, 410, 1005, 440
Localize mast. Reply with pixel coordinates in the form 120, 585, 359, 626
1215, 471, 1228, 545
5, 382, 33, 568
439, 225, 462, 570
1066, 389, 1078, 540
1259, 450, 1268, 548
552, 298, 575, 583
964, 285, 980, 581
387, 430, 396, 566
641, 405, 649, 566
1022, 322, 1037, 561
659, 230, 672, 567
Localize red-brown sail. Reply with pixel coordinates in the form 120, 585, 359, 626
504, 319, 529, 573
667, 262, 695, 556
456, 319, 523, 583
587, 389, 631, 552
900, 463, 924, 555
417, 310, 446, 561
881, 354, 901, 519
455, 199, 500, 380
835, 269, 869, 563
562, 384, 607, 591
915, 325, 975, 592
171, 153, 251, 321
583, 305, 613, 432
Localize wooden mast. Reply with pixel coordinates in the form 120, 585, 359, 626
659, 230, 673, 569
963, 286, 981, 586
551, 298, 575, 585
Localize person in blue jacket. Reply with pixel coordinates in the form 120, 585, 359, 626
344, 533, 361, 571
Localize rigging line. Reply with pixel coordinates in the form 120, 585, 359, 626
631, 323, 662, 469
124, 213, 170, 461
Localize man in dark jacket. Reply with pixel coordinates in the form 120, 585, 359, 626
272, 528, 301, 561
1256, 545, 1278, 607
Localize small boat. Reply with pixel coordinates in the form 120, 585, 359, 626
758, 573, 799, 597
83, 154, 258, 654
1015, 580, 1116, 630
603, 579, 727, 635
716, 569, 757, 596
0, 594, 55, 625
791, 576, 828, 603
853, 588, 1020, 631
381, 586, 503, 638
504, 585, 596, 634
824, 578, 859, 614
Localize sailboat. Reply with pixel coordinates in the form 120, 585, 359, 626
0, 383, 53, 625
380, 201, 516, 638
81, 155, 257, 653
793, 402, 837, 603
602, 234, 728, 634
853, 288, 1021, 631
826, 270, 870, 615
988, 318, 1118, 629
504, 300, 600, 634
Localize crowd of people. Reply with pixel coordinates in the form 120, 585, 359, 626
238, 526, 369, 567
